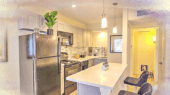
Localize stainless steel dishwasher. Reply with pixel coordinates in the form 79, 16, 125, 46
81, 61, 88, 70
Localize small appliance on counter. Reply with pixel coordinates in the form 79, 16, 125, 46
80, 53, 86, 58
102, 62, 109, 71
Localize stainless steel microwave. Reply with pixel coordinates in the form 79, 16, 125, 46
57, 31, 73, 46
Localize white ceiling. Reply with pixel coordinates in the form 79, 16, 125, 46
1, 0, 170, 24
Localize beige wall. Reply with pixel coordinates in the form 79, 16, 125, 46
87, 23, 104, 31
107, 18, 123, 63
0, 20, 30, 94
92, 31, 107, 47
164, 23, 170, 79
87, 18, 123, 63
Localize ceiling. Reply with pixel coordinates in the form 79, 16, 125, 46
1, 0, 170, 24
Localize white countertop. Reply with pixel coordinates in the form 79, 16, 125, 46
68, 56, 107, 62
66, 63, 127, 90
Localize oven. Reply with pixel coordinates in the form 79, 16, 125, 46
64, 62, 81, 95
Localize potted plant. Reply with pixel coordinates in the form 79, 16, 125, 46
44, 11, 58, 35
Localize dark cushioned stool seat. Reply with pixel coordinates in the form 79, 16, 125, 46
118, 90, 138, 95
124, 77, 140, 86
124, 71, 149, 87
118, 83, 152, 95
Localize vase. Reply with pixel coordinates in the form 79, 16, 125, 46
47, 29, 53, 35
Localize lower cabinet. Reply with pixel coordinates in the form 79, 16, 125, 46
61, 65, 64, 95
88, 59, 94, 67
94, 59, 107, 65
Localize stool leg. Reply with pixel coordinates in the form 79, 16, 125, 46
134, 86, 137, 93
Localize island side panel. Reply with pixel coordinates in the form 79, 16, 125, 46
77, 83, 101, 95
100, 87, 112, 95
110, 66, 129, 95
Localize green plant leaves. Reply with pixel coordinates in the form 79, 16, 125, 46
51, 11, 58, 18
44, 11, 58, 29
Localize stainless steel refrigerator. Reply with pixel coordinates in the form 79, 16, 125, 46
19, 33, 61, 95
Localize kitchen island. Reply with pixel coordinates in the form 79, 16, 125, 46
66, 63, 128, 95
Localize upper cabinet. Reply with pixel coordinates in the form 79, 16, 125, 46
18, 12, 48, 33
18, 13, 39, 29
77, 28, 83, 47
72, 26, 78, 47
39, 15, 48, 31
83, 30, 92, 47
18, 12, 93, 48
64, 24, 72, 33
57, 21, 65, 32
57, 21, 72, 33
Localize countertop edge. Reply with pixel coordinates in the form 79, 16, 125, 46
68, 56, 107, 62
66, 63, 128, 90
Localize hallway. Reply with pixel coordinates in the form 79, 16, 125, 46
153, 78, 170, 95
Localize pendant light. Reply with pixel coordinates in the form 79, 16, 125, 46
101, 0, 107, 28
113, 3, 118, 34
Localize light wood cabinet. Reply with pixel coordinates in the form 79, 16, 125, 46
77, 28, 83, 47
86, 30, 92, 47
88, 59, 94, 67
58, 21, 65, 31
72, 26, 78, 47
18, 12, 40, 29
61, 65, 64, 95
56, 21, 92, 48
83, 30, 92, 47
57, 21, 73, 33
64, 24, 72, 33
18, 12, 49, 33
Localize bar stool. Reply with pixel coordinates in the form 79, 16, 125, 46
124, 70, 149, 93
118, 82, 152, 95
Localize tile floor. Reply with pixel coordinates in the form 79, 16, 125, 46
70, 90, 77, 95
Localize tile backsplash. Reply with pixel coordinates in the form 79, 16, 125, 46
61, 46, 107, 58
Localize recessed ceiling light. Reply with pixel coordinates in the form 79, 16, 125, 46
72, 4, 76, 8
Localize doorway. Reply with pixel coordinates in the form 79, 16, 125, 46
131, 28, 158, 82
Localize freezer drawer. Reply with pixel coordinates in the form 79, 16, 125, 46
36, 57, 60, 95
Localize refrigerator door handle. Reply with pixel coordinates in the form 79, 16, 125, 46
58, 57, 61, 74
58, 37, 61, 74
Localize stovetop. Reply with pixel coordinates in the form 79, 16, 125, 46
61, 60, 79, 66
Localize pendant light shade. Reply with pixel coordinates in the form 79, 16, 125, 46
113, 3, 118, 34
113, 26, 117, 34
101, 14, 107, 28
101, 0, 107, 28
